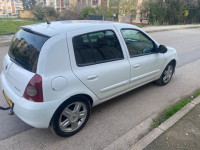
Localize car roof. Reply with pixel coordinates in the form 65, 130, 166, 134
22, 20, 139, 37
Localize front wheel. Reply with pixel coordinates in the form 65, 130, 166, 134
51, 97, 91, 137
156, 63, 175, 86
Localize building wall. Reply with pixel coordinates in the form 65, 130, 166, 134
118, 0, 148, 24
19, 10, 35, 18
13, 0, 23, 14
0, 0, 23, 15
0, 0, 12, 14
46, 0, 75, 10
135, 0, 148, 24
46, 0, 104, 12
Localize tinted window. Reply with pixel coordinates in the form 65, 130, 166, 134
9, 29, 49, 73
73, 30, 123, 66
121, 29, 155, 57
73, 34, 95, 65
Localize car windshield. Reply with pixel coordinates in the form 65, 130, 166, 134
8, 29, 49, 73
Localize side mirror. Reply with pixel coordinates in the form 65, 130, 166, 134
157, 45, 168, 53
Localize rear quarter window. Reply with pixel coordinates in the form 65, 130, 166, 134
9, 29, 49, 73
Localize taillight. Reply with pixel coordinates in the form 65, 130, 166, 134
23, 74, 43, 102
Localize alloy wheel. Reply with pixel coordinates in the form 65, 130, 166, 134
163, 65, 173, 84
59, 102, 87, 132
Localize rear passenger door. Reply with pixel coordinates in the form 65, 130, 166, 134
67, 27, 130, 100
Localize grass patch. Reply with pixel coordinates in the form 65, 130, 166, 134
165, 98, 191, 119
152, 89, 200, 128
152, 98, 192, 128
193, 90, 200, 99
0, 18, 43, 35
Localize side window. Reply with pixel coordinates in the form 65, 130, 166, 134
89, 31, 123, 63
121, 29, 155, 57
73, 30, 124, 66
73, 35, 95, 65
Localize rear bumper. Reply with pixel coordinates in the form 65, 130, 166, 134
1, 72, 60, 128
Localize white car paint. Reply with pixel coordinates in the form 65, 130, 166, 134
1, 20, 178, 128
67, 25, 131, 100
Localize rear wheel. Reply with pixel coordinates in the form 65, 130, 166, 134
51, 97, 91, 137
156, 63, 175, 86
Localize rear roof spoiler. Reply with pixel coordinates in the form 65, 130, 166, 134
21, 27, 50, 38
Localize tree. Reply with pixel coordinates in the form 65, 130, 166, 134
185, 0, 200, 23
165, 0, 185, 24
96, 6, 113, 20
32, 6, 57, 21
80, 6, 114, 20
80, 7, 96, 19
108, 0, 121, 20
119, 0, 137, 23
142, 0, 191, 25
142, 0, 167, 24
58, 5, 81, 20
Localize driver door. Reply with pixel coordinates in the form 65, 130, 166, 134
120, 29, 165, 88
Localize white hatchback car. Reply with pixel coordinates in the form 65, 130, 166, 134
1, 20, 178, 137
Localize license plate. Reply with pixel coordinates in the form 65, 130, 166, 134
3, 91, 13, 109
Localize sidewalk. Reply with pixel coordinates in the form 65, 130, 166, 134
144, 103, 200, 150
0, 35, 13, 47
143, 24, 200, 33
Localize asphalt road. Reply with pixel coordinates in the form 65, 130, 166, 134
0, 29, 200, 150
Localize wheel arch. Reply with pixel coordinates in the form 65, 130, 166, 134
162, 59, 177, 74
70, 94, 94, 107
170, 59, 177, 68
49, 94, 93, 127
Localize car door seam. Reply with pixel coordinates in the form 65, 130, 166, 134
65, 34, 101, 100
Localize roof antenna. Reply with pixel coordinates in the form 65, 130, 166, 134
44, 16, 51, 25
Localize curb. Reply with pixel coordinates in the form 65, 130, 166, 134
0, 35, 13, 47
103, 88, 198, 150
103, 113, 158, 150
131, 96, 200, 150
143, 25, 200, 33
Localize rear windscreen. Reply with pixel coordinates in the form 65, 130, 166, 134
8, 29, 49, 73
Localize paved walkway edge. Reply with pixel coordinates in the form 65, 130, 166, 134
103, 88, 197, 150
0, 42, 11, 47
131, 97, 200, 150
103, 113, 158, 150
144, 25, 200, 33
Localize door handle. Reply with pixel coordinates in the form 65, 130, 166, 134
134, 64, 140, 68
87, 75, 98, 80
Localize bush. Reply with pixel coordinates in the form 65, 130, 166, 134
143, 1, 167, 24
80, 7, 96, 19
165, 0, 184, 24
142, 0, 193, 25
80, 6, 114, 20
96, 6, 114, 20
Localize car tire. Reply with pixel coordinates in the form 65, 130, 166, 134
156, 62, 175, 86
50, 96, 91, 137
